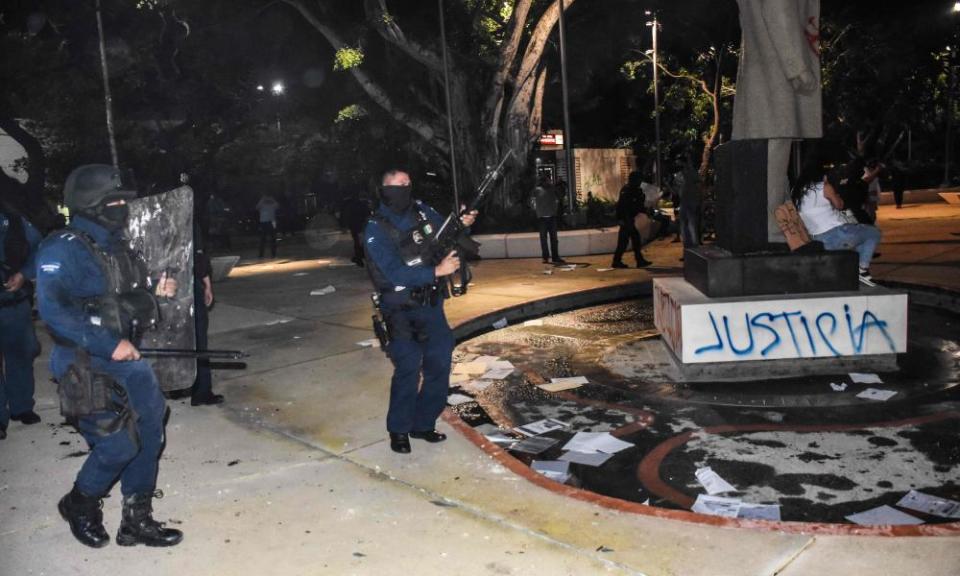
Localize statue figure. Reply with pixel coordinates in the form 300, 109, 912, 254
732, 0, 822, 244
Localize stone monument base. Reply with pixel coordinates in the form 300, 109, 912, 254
683, 245, 859, 298
653, 277, 907, 381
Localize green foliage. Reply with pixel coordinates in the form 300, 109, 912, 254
335, 104, 367, 123
333, 47, 365, 71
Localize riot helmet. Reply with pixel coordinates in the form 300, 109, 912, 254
64, 164, 137, 231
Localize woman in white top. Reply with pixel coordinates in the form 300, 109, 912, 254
794, 167, 881, 283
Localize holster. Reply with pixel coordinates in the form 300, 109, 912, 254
56, 350, 135, 438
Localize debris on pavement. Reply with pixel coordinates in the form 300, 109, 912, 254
514, 418, 569, 437
539, 376, 588, 392
845, 505, 924, 526
896, 490, 960, 519
691, 495, 742, 518
830, 382, 848, 392
356, 339, 380, 348
523, 319, 544, 326
531, 460, 571, 483
492, 317, 509, 329
850, 372, 884, 384
561, 432, 633, 455
695, 466, 737, 495
309, 285, 336, 296
559, 450, 614, 467
737, 503, 782, 522
447, 393, 474, 406
856, 388, 898, 401
509, 436, 560, 455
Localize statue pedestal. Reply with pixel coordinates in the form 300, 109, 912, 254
653, 277, 907, 381
683, 245, 859, 298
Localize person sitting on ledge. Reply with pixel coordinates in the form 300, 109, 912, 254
792, 163, 881, 285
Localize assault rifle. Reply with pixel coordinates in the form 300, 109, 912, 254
432, 148, 515, 297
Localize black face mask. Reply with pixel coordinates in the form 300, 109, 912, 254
84, 203, 129, 232
381, 185, 412, 213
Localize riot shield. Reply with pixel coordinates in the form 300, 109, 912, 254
127, 186, 196, 392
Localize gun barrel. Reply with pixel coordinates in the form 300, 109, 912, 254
139, 348, 247, 359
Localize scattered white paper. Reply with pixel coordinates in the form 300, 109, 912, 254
453, 361, 489, 375
486, 360, 515, 370
461, 379, 494, 393
596, 268, 614, 272
292, 272, 309, 277
310, 285, 336, 296
481, 367, 515, 380
539, 381, 582, 393
473, 355, 500, 365
830, 382, 848, 392
850, 372, 884, 384
856, 388, 898, 401
539, 376, 588, 393
356, 339, 380, 348
523, 319, 544, 327
897, 490, 960, 519
531, 460, 571, 483
446, 393, 474, 406
509, 436, 559, 455
514, 418, 569, 437
695, 467, 737, 495
692, 495, 742, 518
542, 269, 553, 275
492, 317, 508, 330
483, 431, 518, 446
558, 265, 577, 272
449, 373, 470, 384
561, 432, 634, 455
737, 503, 781, 521
845, 505, 924, 526
559, 450, 614, 467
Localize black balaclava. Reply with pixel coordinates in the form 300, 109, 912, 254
381, 185, 412, 214
82, 201, 129, 232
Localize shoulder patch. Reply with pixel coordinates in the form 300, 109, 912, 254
40, 263, 61, 273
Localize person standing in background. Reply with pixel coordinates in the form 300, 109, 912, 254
256, 193, 279, 258
531, 176, 565, 265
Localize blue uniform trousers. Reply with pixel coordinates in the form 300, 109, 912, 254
51, 347, 167, 497
0, 299, 39, 427
384, 302, 454, 433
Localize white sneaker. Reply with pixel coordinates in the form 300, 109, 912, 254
858, 273, 876, 287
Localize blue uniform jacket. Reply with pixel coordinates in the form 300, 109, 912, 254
364, 201, 443, 306
35, 216, 127, 359
0, 211, 42, 304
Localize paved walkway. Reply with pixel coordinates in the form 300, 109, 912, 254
1, 201, 958, 575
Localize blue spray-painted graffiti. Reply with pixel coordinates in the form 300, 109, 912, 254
693, 304, 897, 358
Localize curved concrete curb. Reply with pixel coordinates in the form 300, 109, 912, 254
444, 280, 960, 537
473, 228, 618, 260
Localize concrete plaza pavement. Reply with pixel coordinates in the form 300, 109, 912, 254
1, 200, 958, 575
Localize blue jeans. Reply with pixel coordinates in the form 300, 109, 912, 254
384, 303, 454, 433
51, 347, 168, 497
813, 223, 881, 269
0, 299, 39, 427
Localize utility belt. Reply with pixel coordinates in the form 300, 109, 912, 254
55, 348, 136, 439
370, 284, 440, 353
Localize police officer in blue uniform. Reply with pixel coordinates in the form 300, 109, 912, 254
36, 165, 183, 548
364, 169, 477, 454
0, 201, 43, 439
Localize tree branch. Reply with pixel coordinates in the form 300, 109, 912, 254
363, 0, 443, 73
281, 0, 448, 153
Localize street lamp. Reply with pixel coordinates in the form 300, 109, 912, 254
646, 10, 662, 198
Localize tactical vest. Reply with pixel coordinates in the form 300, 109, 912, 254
365, 205, 440, 308
61, 229, 159, 345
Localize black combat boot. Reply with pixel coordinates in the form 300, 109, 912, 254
116, 491, 183, 547
58, 486, 110, 548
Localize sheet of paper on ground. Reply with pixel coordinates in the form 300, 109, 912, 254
845, 505, 924, 526
695, 467, 736, 495
561, 432, 633, 454
514, 418, 569, 437
531, 460, 571, 483
897, 490, 960, 519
